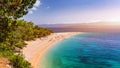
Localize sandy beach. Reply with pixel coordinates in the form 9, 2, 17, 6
23, 32, 82, 68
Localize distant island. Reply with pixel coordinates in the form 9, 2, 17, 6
40, 22, 120, 33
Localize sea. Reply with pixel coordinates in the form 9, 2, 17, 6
39, 33, 120, 68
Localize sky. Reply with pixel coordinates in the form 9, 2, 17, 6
23, 0, 120, 24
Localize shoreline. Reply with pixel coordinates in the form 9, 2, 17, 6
23, 32, 83, 68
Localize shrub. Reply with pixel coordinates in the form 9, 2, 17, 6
10, 55, 31, 68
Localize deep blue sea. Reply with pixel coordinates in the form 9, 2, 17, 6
39, 33, 120, 68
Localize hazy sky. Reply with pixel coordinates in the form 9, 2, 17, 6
23, 0, 120, 24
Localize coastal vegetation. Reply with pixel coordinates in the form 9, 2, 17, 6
0, 0, 53, 68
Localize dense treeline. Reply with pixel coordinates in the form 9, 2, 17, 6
16, 20, 53, 41
0, 19, 53, 68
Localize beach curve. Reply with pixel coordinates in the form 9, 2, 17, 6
23, 32, 83, 68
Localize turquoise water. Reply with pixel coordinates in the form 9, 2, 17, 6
39, 33, 120, 68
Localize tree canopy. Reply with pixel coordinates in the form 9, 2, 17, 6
0, 0, 37, 43
0, 0, 36, 19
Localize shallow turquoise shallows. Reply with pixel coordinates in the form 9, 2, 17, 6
39, 33, 120, 68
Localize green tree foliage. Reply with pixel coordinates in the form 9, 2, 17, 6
0, 18, 16, 42
0, 0, 36, 19
34, 25, 53, 38
0, 43, 13, 57
1, 19, 53, 50
0, 0, 37, 50
0, 0, 37, 42
16, 20, 53, 41
16, 20, 35, 41
10, 55, 31, 68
